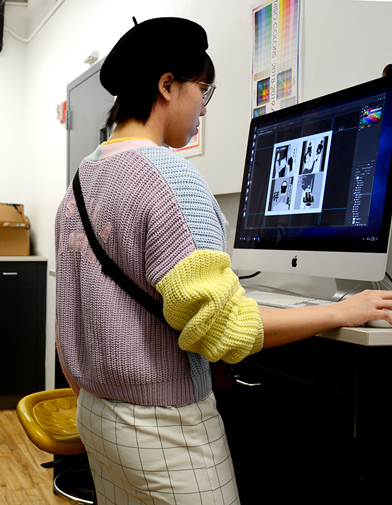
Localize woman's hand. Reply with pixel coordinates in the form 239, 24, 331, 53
259, 289, 392, 348
332, 289, 392, 327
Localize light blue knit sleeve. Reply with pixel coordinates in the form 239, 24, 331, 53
138, 146, 226, 252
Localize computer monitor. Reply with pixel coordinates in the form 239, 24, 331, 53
232, 76, 392, 284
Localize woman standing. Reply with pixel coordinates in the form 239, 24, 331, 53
55, 17, 392, 505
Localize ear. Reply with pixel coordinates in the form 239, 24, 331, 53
158, 72, 175, 102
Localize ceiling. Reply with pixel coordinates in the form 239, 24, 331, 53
4, 0, 58, 41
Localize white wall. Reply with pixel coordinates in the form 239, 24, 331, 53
301, 0, 392, 100
2, 0, 392, 389
0, 25, 26, 204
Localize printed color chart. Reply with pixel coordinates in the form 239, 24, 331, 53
252, 0, 300, 116
277, 69, 292, 99
278, 0, 299, 69
257, 78, 270, 105
254, 4, 272, 76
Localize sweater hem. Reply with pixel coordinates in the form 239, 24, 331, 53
75, 376, 198, 407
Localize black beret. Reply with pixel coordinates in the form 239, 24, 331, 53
100, 17, 209, 96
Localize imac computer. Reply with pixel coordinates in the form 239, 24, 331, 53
232, 76, 392, 298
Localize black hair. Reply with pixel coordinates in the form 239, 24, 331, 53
105, 51, 215, 133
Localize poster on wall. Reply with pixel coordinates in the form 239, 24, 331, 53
252, 0, 300, 117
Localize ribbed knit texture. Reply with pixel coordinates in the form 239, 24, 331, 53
139, 146, 226, 253
55, 140, 263, 407
157, 250, 263, 363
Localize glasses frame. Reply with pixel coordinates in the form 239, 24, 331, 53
182, 78, 216, 106
198, 81, 216, 107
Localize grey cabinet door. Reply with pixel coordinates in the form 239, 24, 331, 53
67, 59, 114, 185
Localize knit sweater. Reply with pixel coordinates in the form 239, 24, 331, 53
55, 138, 263, 406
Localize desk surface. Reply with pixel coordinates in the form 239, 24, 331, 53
0, 256, 47, 262
318, 325, 392, 346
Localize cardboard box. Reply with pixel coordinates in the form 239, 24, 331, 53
0, 203, 30, 256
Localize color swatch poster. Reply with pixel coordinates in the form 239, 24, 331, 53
252, 0, 300, 117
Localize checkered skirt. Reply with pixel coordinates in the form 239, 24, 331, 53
77, 388, 240, 504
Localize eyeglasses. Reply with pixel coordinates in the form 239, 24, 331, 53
198, 81, 216, 106
182, 78, 216, 106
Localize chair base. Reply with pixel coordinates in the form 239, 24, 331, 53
54, 466, 94, 504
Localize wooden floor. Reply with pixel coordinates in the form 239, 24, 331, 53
0, 409, 69, 505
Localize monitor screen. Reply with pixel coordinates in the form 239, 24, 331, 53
232, 76, 392, 282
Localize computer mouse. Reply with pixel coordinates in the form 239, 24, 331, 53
365, 309, 392, 328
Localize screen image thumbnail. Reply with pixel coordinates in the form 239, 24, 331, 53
265, 131, 332, 217
360, 106, 382, 128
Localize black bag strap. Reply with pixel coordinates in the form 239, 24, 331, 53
72, 170, 166, 323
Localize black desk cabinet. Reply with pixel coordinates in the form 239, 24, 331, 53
215, 337, 392, 503
0, 260, 47, 408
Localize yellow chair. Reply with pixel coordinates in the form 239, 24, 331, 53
17, 388, 94, 504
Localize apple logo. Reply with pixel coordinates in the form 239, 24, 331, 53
291, 255, 298, 268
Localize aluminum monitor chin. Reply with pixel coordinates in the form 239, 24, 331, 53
232, 76, 392, 282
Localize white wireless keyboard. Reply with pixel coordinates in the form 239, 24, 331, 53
244, 290, 333, 309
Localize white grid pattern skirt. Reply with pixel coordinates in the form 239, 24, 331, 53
77, 389, 240, 505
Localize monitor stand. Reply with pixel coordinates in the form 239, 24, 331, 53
332, 278, 388, 301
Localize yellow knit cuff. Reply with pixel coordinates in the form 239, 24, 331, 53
156, 250, 263, 364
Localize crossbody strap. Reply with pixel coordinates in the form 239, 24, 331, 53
72, 170, 166, 323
